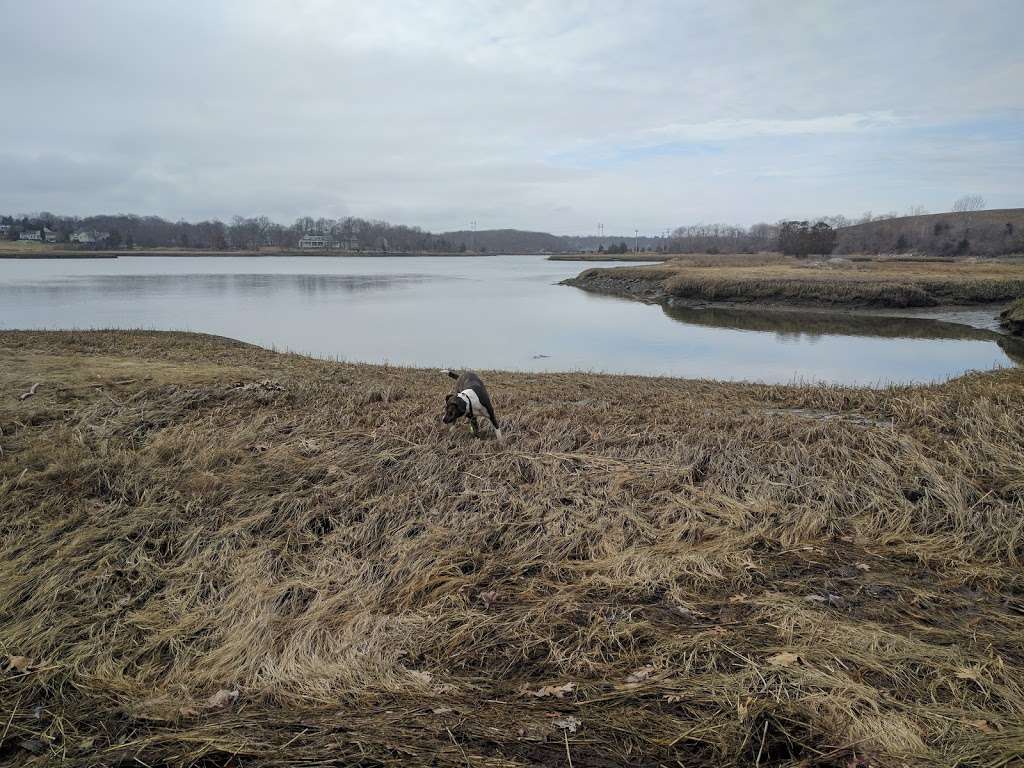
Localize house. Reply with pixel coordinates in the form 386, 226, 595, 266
70, 230, 109, 245
20, 230, 42, 241
298, 233, 332, 249
0, 224, 10, 235
44, 227, 58, 243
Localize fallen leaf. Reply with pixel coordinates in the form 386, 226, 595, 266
855, 563, 871, 572
727, 594, 749, 604
767, 652, 802, 667
78, 737, 96, 751
250, 442, 271, 454
624, 665, 655, 685
431, 707, 454, 715
6, 655, 33, 673
970, 719, 994, 734
204, 689, 239, 709
663, 694, 684, 703
479, 590, 498, 609
804, 593, 846, 608
524, 682, 576, 699
839, 535, 854, 543
553, 715, 581, 732
955, 667, 982, 681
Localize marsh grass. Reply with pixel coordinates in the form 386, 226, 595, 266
1, 331, 1023, 767
570, 257, 1024, 309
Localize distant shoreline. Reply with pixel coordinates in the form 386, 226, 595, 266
0, 249, 506, 259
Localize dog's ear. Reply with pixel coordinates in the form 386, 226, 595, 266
445, 394, 454, 404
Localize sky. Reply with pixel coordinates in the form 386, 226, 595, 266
2, 0, 1022, 235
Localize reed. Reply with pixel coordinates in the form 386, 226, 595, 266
1, 330, 1023, 767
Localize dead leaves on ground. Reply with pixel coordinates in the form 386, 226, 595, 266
5, 655, 34, 673
521, 682, 576, 699
552, 715, 581, 732
766, 651, 804, 668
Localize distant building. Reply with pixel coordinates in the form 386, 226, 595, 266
44, 227, 58, 243
0, 224, 10, 235
298, 234, 332, 249
20, 230, 42, 241
70, 230, 109, 245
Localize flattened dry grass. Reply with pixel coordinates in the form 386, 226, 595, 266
570, 257, 1024, 308
1, 331, 1023, 767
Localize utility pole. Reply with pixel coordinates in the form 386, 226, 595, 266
598, 222, 603, 251
470, 220, 477, 252
634, 229, 639, 254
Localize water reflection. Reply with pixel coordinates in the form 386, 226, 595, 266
662, 302, 995, 341
660, 302, 1024, 366
2, 272, 434, 300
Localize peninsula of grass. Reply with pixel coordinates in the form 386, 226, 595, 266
564, 255, 1024, 310
2, 330, 1023, 767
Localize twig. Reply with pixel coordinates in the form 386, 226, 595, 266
563, 729, 574, 768
56, 379, 139, 392
1, 695, 19, 745
18, 383, 40, 401
445, 726, 470, 768
755, 720, 768, 766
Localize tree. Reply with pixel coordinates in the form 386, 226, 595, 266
953, 195, 985, 213
778, 220, 835, 257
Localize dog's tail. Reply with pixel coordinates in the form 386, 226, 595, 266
441, 368, 460, 380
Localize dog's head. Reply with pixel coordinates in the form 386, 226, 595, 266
441, 393, 468, 424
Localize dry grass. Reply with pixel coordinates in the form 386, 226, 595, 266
2, 330, 1023, 767
568, 257, 1024, 309
0, 241, 59, 254
1002, 299, 1024, 335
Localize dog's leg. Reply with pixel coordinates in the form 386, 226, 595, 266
469, 416, 479, 436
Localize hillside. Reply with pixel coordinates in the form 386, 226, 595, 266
440, 228, 569, 253
834, 208, 1024, 257
2, 330, 1024, 767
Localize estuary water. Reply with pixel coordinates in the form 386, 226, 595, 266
0, 254, 1019, 384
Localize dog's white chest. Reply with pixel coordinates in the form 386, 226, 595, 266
459, 388, 484, 417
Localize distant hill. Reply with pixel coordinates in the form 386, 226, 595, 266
440, 228, 568, 254
835, 208, 1024, 257
440, 228, 660, 254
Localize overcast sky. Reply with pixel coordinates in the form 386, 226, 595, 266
2, 1, 1022, 234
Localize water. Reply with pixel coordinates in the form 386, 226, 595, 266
1, 255, 1020, 384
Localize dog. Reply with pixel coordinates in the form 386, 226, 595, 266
441, 369, 503, 441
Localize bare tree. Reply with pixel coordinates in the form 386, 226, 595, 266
953, 195, 986, 212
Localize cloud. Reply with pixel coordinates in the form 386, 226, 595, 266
0, 0, 1022, 232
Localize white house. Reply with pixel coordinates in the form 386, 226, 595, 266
298, 234, 332, 249
0, 224, 10, 235
70, 230, 109, 244
20, 230, 42, 241
44, 227, 58, 243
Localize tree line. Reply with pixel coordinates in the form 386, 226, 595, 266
3, 196, 1019, 257
0, 213, 471, 252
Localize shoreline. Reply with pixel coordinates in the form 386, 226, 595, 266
562, 258, 1024, 335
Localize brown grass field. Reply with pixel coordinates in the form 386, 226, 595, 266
1, 331, 1023, 767
566, 256, 1024, 309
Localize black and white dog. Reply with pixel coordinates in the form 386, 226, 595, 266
441, 369, 503, 441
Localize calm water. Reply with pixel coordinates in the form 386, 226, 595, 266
1, 255, 1020, 384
